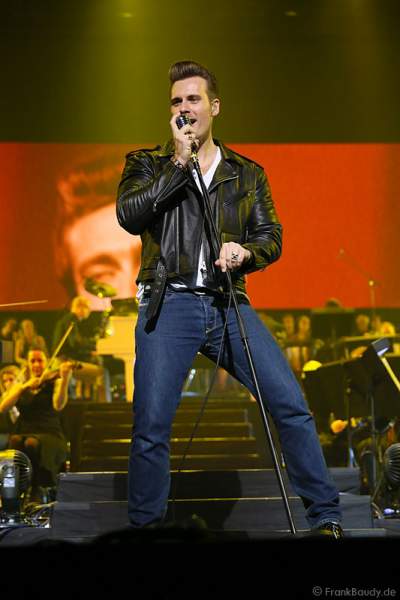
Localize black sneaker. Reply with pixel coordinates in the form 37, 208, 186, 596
313, 521, 344, 539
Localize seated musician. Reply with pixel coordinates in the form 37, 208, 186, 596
52, 295, 111, 402
280, 314, 319, 379
0, 349, 72, 503
379, 321, 400, 353
348, 313, 371, 358
14, 319, 48, 367
0, 364, 20, 450
350, 315, 399, 357
0, 318, 19, 343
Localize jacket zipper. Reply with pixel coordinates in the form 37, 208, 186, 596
208, 174, 238, 196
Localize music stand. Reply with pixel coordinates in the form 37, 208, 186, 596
344, 338, 399, 491
302, 361, 347, 432
310, 308, 355, 359
302, 360, 363, 468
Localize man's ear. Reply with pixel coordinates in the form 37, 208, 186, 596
211, 99, 220, 116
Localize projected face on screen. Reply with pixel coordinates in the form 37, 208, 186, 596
54, 150, 142, 310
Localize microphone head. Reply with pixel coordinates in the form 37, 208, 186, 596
176, 114, 192, 129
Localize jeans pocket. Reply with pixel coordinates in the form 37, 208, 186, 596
163, 289, 178, 303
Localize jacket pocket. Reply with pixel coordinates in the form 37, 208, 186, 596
223, 190, 253, 207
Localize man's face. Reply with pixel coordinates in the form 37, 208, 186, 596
356, 316, 370, 333
283, 315, 295, 334
170, 76, 219, 144
64, 204, 142, 309
298, 316, 311, 334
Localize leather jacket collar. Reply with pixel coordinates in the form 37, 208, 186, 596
154, 139, 240, 189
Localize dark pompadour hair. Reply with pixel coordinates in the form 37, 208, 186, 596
169, 60, 219, 100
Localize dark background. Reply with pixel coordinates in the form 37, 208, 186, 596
1, 0, 400, 144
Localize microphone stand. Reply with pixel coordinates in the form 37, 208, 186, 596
189, 147, 297, 535
338, 248, 378, 322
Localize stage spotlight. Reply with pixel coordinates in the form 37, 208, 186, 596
372, 443, 400, 518
0, 450, 32, 528
383, 443, 400, 488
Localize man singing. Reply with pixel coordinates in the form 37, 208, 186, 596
117, 60, 343, 538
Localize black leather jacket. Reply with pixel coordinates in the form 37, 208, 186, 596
117, 139, 282, 296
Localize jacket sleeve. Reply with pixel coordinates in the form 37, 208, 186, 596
116, 150, 189, 235
241, 165, 283, 274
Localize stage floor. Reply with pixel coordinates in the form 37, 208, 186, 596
1, 467, 400, 547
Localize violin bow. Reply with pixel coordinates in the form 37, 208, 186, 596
0, 300, 48, 308
38, 321, 75, 385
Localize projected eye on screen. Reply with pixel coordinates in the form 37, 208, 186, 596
0, 142, 399, 310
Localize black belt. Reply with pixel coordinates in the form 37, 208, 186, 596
171, 286, 225, 298
145, 263, 250, 320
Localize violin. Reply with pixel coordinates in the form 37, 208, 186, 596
39, 360, 82, 383
29, 360, 82, 394
12, 321, 79, 396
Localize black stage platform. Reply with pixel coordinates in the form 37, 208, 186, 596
1, 467, 400, 548
3, 468, 400, 599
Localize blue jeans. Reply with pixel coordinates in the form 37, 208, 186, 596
128, 289, 341, 528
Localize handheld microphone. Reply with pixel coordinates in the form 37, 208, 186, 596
175, 114, 198, 161
175, 114, 191, 130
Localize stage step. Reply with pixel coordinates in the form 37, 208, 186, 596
81, 437, 259, 457
77, 454, 263, 472
50, 467, 373, 538
64, 397, 272, 472
82, 422, 253, 438
56, 468, 361, 502
81, 406, 253, 424
50, 494, 373, 538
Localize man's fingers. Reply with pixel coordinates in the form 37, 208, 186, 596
215, 257, 228, 273
215, 243, 245, 272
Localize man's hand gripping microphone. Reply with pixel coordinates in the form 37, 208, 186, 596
175, 115, 199, 163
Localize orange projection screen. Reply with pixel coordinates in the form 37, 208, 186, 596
0, 142, 399, 310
